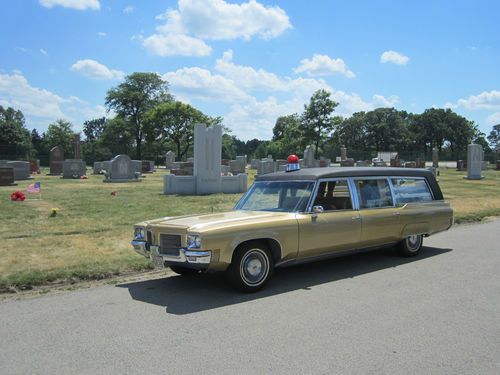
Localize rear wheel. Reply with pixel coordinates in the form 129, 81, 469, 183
169, 265, 200, 275
227, 241, 274, 293
398, 234, 423, 256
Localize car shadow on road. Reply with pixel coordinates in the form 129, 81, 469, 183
117, 246, 451, 315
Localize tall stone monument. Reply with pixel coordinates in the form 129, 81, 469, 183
165, 151, 175, 169
432, 147, 439, 168
340, 147, 347, 162
303, 145, 316, 168
164, 124, 247, 195
62, 133, 86, 179
466, 144, 484, 180
49, 146, 64, 175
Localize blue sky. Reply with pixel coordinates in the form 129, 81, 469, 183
1, 0, 499, 141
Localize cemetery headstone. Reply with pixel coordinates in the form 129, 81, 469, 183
432, 147, 439, 168
164, 124, 247, 194
142, 160, 153, 173
466, 144, 484, 180
303, 145, 316, 168
62, 159, 86, 178
250, 159, 259, 169
457, 160, 467, 171
340, 147, 347, 161
104, 154, 141, 182
49, 146, 64, 175
93, 161, 104, 175
165, 151, 175, 169
0, 167, 16, 186
73, 133, 82, 159
7, 161, 31, 180
29, 160, 40, 174
340, 158, 355, 167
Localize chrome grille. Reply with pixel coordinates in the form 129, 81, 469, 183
159, 234, 182, 256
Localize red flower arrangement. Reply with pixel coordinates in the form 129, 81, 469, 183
11, 191, 26, 201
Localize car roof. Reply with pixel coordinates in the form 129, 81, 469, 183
255, 167, 434, 181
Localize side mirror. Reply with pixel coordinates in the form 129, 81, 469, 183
312, 205, 324, 213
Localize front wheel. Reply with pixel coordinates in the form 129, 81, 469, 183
227, 241, 274, 293
398, 234, 423, 257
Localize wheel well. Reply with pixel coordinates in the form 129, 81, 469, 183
234, 238, 282, 263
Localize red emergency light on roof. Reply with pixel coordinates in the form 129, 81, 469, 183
286, 154, 300, 172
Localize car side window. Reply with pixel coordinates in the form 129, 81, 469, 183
313, 180, 353, 211
391, 178, 433, 204
355, 179, 393, 209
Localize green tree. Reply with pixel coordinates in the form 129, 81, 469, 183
43, 119, 74, 155
302, 89, 340, 158
99, 117, 135, 157
487, 124, 500, 151
105, 72, 172, 159
272, 114, 304, 157
31, 129, 45, 156
145, 101, 214, 160
83, 117, 106, 162
363, 108, 412, 152
0, 106, 32, 159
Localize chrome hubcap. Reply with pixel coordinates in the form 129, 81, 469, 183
240, 249, 269, 286
407, 235, 421, 251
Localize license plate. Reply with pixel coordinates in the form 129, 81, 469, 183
152, 254, 164, 268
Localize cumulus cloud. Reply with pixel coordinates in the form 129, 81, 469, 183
39, 0, 100, 10
97, 31, 106, 37
143, 34, 211, 57
0, 72, 104, 130
143, 0, 291, 56
293, 54, 355, 78
123, 5, 134, 14
162, 51, 399, 140
453, 90, 500, 110
486, 112, 500, 126
380, 50, 409, 65
70, 59, 125, 80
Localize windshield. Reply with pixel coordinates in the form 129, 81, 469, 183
235, 181, 315, 212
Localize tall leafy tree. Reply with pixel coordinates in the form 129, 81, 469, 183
0, 106, 33, 158
144, 101, 214, 160
105, 72, 172, 159
83, 117, 106, 162
31, 129, 44, 156
43, 119, 74, 155
487, 124, 500, 151
364, 108, 412, 152
302, 89, 340, 158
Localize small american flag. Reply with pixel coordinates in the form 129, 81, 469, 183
27, 182, 41, 193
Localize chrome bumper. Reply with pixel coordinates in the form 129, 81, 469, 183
131, 240, 211, 269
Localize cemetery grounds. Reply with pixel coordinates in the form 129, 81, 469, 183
0, 167, 499, 291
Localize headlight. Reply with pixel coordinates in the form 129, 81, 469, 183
134, 227, 145, 240
187, 234, 201, 249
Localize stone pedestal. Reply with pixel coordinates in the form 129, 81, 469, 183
466, 144, 484, 180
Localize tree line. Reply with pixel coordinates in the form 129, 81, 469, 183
1, 72, 498, 164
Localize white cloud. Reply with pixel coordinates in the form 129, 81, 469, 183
454, 90, 500, 110
0, 72, 105, 131
143, 34, 211, 57
123, 5, 134, 14
163, 67, 250, 103
486, 112, 500, 126
39, 0, 100, 10
293, 54, 355, 78
97, 31, 106, 37
143, 0, 291, 56
162, 51, 399, 140
70, 59, 125, 80
40, 48, 48, 56
380, 50, 409, 65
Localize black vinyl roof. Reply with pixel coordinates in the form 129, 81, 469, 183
255, 167, 444, 200
256, 167, 434, 181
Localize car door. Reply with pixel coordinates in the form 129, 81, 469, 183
296, 178, 361, 259
353, 177, 404, 248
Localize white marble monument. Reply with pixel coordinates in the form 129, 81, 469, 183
466, 144, 484, 180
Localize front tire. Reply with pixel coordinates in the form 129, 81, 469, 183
228, 241, 274, 293
398, 234, 423, 257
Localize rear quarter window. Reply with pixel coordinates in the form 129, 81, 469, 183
391, 178, 433, 204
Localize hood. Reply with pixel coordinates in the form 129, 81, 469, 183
146, 210, 292, 232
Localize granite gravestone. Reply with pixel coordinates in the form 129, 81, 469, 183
104, 155, 141, 183
142, 160, 153, 173
93, 162, 104, 175
29, 160, 40, 174
6, 161, 31, 180
303, 145, 316, 168
0, 167, 15, 186
49, 146, 64, 175
340, 147, 347, 161
62, 159, 86, 178
164, 124, 247, 194
466, 144, 484, 180
165, 151, 175, 169
432, 147, 439, 168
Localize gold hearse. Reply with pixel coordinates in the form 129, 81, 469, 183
132, 165, 453, 292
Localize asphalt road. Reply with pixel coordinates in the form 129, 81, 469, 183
1, 220, 499, 375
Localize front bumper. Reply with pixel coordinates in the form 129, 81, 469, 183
131, 240, 211, 270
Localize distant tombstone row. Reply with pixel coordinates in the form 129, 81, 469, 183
0, 160, 32, 180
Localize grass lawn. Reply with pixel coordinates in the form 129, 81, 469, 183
0, 167, 498, 290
